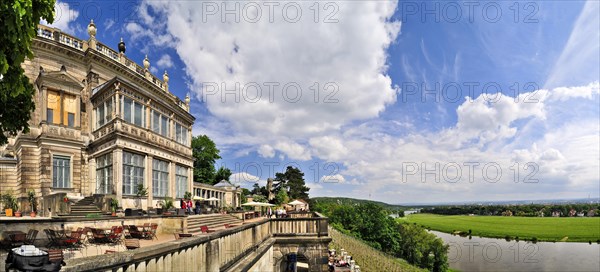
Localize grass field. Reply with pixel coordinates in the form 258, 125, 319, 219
405, 213, 600, 243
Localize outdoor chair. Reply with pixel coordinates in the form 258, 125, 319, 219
127, 225, 147, 239
44, 229, 60, 248
200, 225, 215, 233
145, 224, 158, 240
91, 228, 111, 244
108, 226, 124, 244
47, 249, 65, 265
124, 239, 140, 250
25, 229, 39, 245
8, 233, 27, 248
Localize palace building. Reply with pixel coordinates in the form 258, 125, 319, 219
0, 21, 244, 216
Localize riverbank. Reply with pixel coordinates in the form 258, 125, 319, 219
404, 214, 600, 243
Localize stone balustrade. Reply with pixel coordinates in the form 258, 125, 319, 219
35, 24, 181, 105
92, 119, 192, 156
60, 214, 330, 272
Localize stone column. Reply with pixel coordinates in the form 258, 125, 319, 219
170, 161, 176, 200
89, 157, 96, 195
146, 155, 153, 209
76, 95, 81, 128
115, 91, 121, 118
41, 87, 48, 124
113, 148, 123, 201
188, 167, 193, 196
146, 99, 151, 130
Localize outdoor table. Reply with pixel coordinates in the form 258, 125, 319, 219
136, 225, 151, 232
4, 246, 61, 271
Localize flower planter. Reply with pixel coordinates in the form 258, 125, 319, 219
5, 208, 13, 217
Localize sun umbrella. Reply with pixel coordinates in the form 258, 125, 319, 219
206, 197, 220, 201
288, 200, 305, 206
193, 196, 204, 200
255, 202, 275, 207
242, 201, 260, 206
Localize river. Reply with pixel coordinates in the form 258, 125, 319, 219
429, 231, 600, 271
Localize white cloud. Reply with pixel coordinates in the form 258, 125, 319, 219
258, 145, 275, 158
104, 19, 115, 31
324, 83, 599, 202
156, 54, 174, 69
131, 0, 401, 160
41, 1, 79, 34
320, 174, 345, 184
230, 172, 264, 187
545, 1, 600, 88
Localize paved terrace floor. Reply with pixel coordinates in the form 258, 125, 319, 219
0, 216, 269, 272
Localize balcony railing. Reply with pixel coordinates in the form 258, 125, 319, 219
92, 118, 192, 156
35, 24, 183, 106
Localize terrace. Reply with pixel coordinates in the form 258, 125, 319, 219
0, 212, 330, 271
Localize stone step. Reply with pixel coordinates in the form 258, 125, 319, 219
187, 214, 243, 233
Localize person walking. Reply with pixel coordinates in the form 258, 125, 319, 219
195, 199, 202, 215
181, 198, 187, 214
186, 199, 193, 214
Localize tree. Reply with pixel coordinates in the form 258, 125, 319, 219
274, 166, 310, 200
275, 189, 289, 206
0, 0, 55, 145
214, 166, 232, 183
191, 135, 221, 184
240, 188, 250, 204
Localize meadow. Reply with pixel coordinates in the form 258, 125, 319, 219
405, 213, 600, 243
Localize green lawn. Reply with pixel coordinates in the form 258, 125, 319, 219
405, 213, 600, 243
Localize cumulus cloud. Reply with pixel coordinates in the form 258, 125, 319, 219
130, 0, 401, 160
41, 1, 79, 34
320, 174, 346, 183
230, 172, 264, 187
323, 83, 598, 202
129, 1, 599, 203
156, 54, 174, 69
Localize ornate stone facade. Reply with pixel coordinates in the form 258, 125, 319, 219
0, 22, 195, 216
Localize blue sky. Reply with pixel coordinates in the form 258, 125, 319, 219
47, 1, 599, 204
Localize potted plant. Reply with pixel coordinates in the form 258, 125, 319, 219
109, 198, 119, 216
2, 191, 18, 217
135, 183, 148, 209
160, 197, 174, 215
27, 190, 38, 217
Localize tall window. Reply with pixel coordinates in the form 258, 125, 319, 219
52, 155, 71, 188
123, 151, 144, 195
175, 165, 188, 198
63, 95, 76, 127
152, 159, 169, 197
95, 99, 113, 129
47, 90, 77, 127
122, 96, 145, 127
96, 153, 113, 194
152, 110, 170, 137
175, 123, 188, 145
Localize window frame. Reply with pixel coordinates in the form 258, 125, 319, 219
96, 153, 113, 194
121, 96, 145, 128
152, 159, 169, 198
175, 165, 188, 199
122, 151, 145, 196
52, 155, 71, 189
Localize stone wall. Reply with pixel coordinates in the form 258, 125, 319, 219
57, 216, 331, 272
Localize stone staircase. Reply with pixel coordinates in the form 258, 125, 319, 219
63, 196, 104, 217
187, 214, 244, 234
